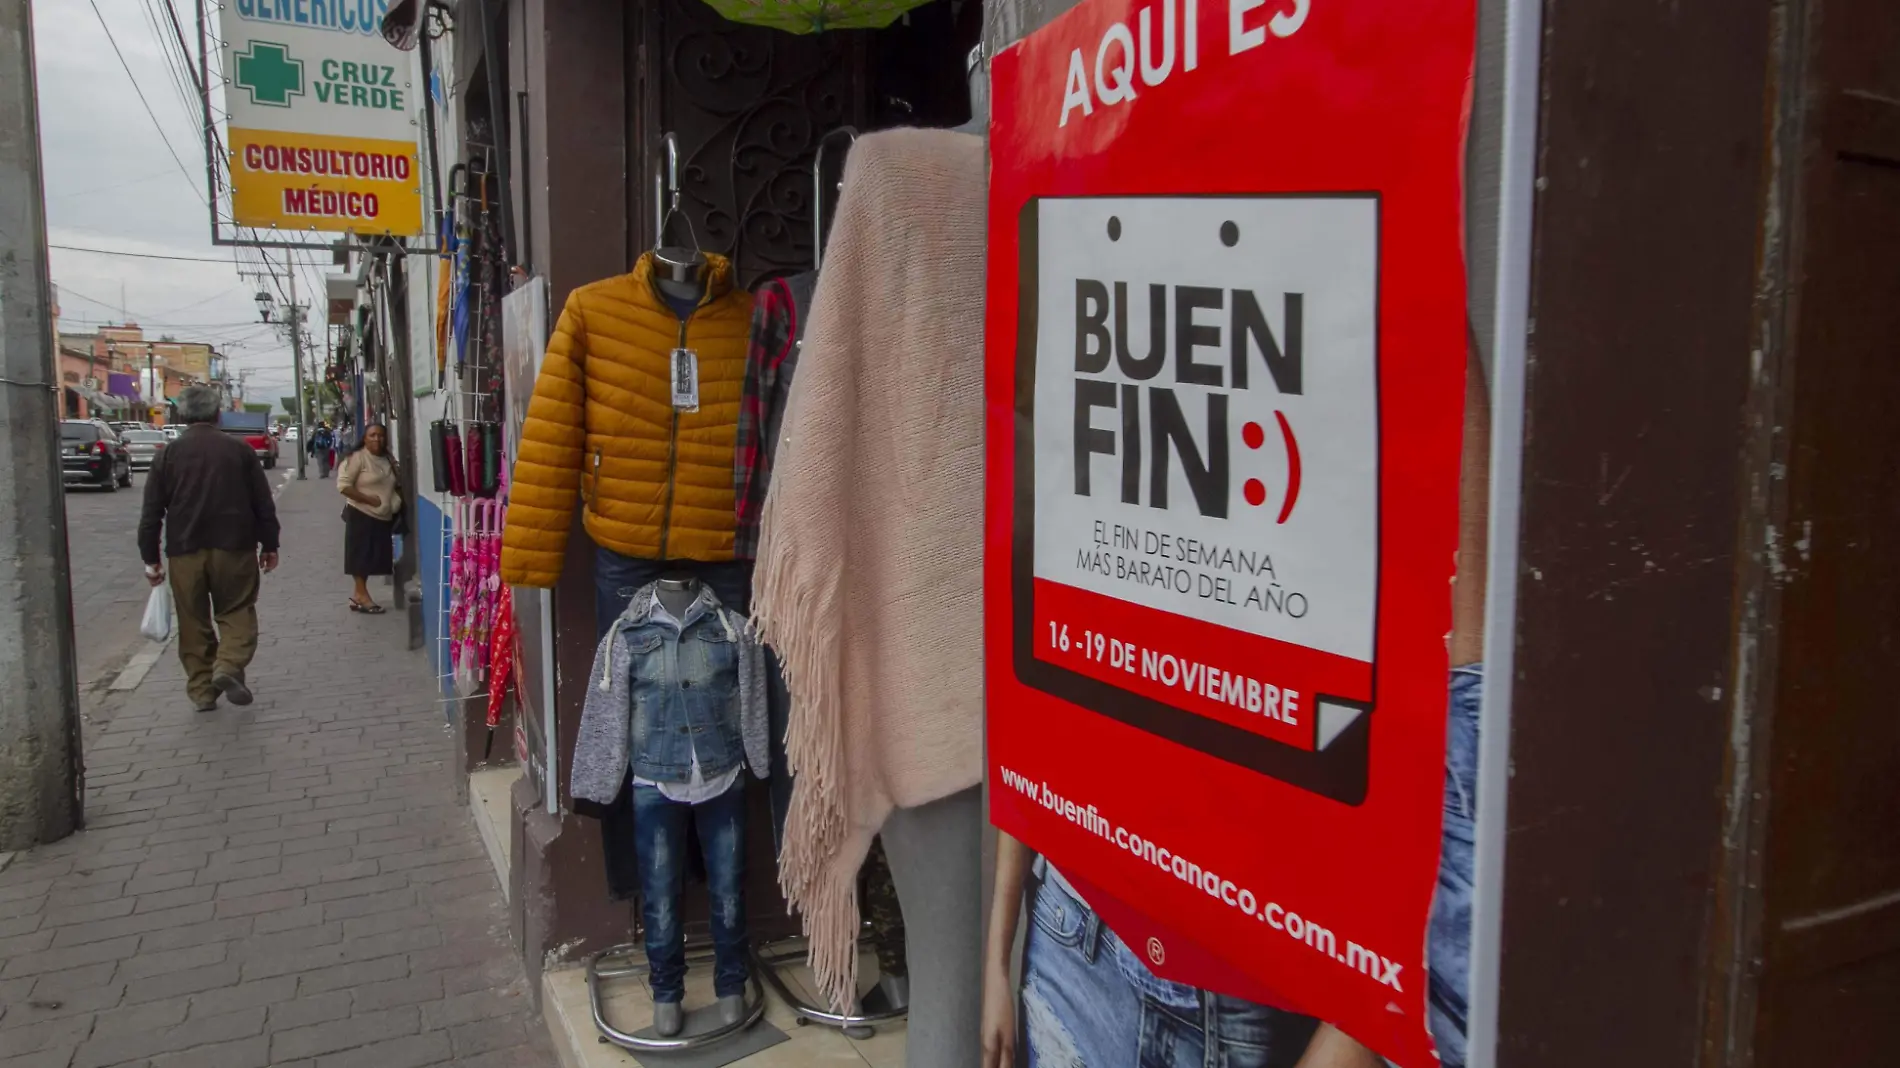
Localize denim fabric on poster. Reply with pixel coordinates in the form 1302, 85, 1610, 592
1022, 869, 1317, 1068
633, 778, 749, 1001
1427, 666, 1482, 1068
592, 545, 753, 639
1115, 938, 1317, 1068
1021, 870, 1141, 1068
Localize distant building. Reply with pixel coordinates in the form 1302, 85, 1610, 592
55, 323, 220, 424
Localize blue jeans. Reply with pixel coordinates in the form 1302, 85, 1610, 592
1022, 869, 1317, 1068
1427, 666, 1482, 1068
593, 545, 753, 639
632, 779, 749, 1001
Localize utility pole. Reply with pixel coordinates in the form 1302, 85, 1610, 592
0, 0, 82, 848
287, 251, 308, 481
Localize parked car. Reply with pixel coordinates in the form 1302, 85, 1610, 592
162, 425, 183, 441
282, 425, 300, 444
60, 420, 133, 491
121, 429, 169, 472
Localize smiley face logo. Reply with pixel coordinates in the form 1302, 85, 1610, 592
1241, 410, 1301, 524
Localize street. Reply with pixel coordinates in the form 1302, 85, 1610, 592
60, 472, 171, 692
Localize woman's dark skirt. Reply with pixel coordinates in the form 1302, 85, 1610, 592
343, 506, 396, 577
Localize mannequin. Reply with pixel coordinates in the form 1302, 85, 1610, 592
880, 787, 983, 1068
621, 568, 752, 1038
753, 128, 988, 1068
952, 44, 988, 136
654, 572, 699, 619
858, 42, 987, 1068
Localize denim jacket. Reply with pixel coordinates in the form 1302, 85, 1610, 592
570, 581, 769, 804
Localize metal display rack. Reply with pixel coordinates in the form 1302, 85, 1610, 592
754, 931, 910, 1033
587, 940, 769, 1053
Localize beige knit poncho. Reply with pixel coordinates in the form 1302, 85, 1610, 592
752, 128, 986, 1011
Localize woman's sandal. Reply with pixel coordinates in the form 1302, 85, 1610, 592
348, 600, 386, 614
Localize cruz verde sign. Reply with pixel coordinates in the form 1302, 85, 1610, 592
220, 1, 422, 235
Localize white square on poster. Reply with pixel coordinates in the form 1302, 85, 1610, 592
1031, 196, 1379, 663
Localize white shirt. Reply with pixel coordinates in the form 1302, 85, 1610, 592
631, 590, 742, 805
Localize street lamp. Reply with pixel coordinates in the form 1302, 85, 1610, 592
254, 287, 274, 323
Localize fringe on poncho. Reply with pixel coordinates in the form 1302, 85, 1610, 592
750, 128, 987, 1013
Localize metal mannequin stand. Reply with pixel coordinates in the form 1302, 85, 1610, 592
752, 930, 910, 1033
588, 940, 769, 1053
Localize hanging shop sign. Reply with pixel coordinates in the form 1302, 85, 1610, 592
984, 0, 1472, 1064
218, 0, 423, 236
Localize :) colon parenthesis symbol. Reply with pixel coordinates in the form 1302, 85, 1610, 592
1146, 937, 1166, 966
1241, 414, 1302, 524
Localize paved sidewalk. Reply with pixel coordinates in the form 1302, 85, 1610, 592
0, 479, 553, 1068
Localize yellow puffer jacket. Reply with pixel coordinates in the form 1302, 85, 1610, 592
501, 252, 753, 587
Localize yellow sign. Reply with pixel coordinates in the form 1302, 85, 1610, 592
228, 128, 423, 236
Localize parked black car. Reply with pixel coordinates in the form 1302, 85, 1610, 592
60, 420, 134, 491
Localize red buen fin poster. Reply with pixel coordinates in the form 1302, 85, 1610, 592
983, 0, 1473, 1062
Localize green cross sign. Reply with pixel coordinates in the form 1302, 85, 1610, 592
233, 41, 304, 108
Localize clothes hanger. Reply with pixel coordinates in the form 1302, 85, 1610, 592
652, 132, 707, 286
812, 126, 858, 272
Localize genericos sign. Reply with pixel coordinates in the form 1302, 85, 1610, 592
219, 0, 422, 235
984, 0, 1473, 1064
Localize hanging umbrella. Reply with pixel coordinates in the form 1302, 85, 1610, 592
696, 0, 932, 34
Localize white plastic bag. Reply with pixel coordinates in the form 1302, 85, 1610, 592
140, 582, 173, 643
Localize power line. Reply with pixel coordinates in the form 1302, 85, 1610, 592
87, 0, 205, 206
51, 242, 328, 266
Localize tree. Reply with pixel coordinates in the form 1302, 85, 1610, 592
282, 380, 342, 424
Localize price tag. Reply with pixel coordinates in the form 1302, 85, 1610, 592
670, 348, 700, 412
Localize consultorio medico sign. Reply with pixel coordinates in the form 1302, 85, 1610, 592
219, 0, 423, 235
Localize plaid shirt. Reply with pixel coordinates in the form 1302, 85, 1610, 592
733, 274, 813, 559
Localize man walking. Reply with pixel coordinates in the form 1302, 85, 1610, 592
137, 386, 282, 711
309, 421, 335, 478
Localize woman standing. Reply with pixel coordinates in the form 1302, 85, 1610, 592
337, 423, 400, 614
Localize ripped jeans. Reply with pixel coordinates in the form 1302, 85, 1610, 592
1022, 866, 1317, 1068
632, 778, 749, 1002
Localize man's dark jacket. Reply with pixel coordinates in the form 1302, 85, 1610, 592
137, 423, 282, 565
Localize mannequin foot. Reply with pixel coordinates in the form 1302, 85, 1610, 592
653, 1000, 684, 1037
716, 993, 747, 1027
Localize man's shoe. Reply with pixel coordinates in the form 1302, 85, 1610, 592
212, 673, 253, 706
192, 696, 218, 712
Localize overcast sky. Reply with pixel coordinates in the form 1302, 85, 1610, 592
33, 0, 339, 408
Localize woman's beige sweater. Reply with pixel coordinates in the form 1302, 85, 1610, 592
338, 449, 400, 520
752, 127, 987, 1011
